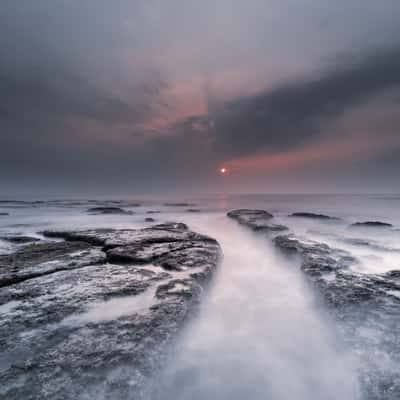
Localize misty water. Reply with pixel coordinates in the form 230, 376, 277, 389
1, 194, 400, 399
150, 214, 359, 399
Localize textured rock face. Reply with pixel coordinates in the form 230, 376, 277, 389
227, 209, 287, 233
0, 241, 106, 287
0, 223, 220, 400
228, 209, 400, 400
274, 234, 400, 400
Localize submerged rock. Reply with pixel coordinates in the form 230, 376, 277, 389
289, 212, 340, 220
227, 209, 287, 233
0, 222, 220, 399
87, 206, 133, 215
350, 221, 393, 228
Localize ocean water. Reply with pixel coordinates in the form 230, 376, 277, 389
1, 194, 399, 399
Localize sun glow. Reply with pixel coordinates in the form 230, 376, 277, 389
220, 167, 227, 175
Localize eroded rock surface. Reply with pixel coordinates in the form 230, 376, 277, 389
0, 223, 220, 400
228, 209, 400, 400
0, 241, 106, 287
227, 209, 287, 233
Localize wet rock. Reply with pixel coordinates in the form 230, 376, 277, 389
0, 235, 41, 244
87, 207, 133, 215
147, 210, 161, 214
230, 209, 400, 399
350, 221, 393, 228
1, 223, 220, 399
227, 209, 287, 233
274, 237, 400, 399
0, 213, 9, 216
145, 217, 156, 222
0, 241, 106, 287
163, 202, 196, 207
228, 209, 273, 220
289, 212, 340, 220
186, 208, 201, 213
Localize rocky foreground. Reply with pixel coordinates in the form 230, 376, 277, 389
228, 209, 400, 400
0, 223, 220, 400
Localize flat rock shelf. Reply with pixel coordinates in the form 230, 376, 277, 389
0, 222, 221, 400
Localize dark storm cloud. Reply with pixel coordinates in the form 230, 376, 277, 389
211, 47, 400, 158
0, 71, 150, 123
1, 0, 400, 194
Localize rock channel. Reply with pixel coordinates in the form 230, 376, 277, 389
228, 209, 400, 400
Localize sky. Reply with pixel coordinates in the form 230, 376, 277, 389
1, 0, 400, 196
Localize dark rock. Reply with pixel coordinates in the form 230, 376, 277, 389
186, 208, 201, 213
289, 212, 340, 220
230, 209, 400, 399
227, 209, 274, 220
0, 241, 106, 287
163, 203, 196, 207
0, 212, 9, 216
0, 235, 41, 244
350, 221, 393, 228
227, 209, 287, 233
145, 217, 156, 222
147, 210, 161, 214
0, 223, 220, 399
87, 207, 133, 215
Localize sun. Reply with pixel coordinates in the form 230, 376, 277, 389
220, 167, 227, 175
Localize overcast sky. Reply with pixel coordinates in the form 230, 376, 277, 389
1, 0, 400, 195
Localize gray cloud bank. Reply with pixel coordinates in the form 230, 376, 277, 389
1, 0, 400, 195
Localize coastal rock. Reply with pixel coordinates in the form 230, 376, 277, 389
0, 241, 106, 287
274, 234, 400, 399
289, 212, 340, 220
227, 209, 287, 233
0, 223, 220, 399
0, 213, 9, 216
229, 209, 400, 399
350, 221, 393, 228
0, 235, 41, 244
145, 217, 156, 222
163, 202, 196, 207
87, 206, 133, 215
